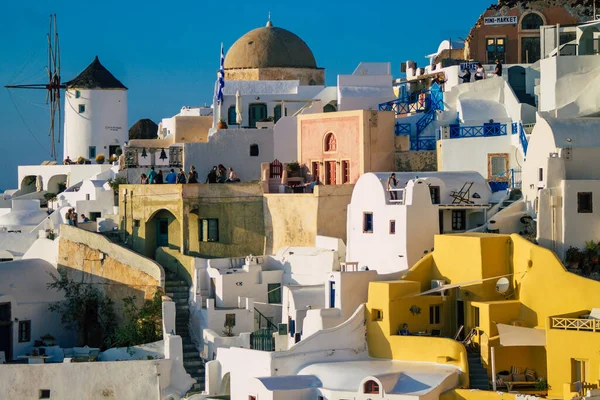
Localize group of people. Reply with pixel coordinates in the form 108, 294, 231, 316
205, 164, 240, 184
461, 59, 503, 83
65, 208, 89, 226
140, 165, 241, 185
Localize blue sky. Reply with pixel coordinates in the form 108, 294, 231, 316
0, 0, 488, 190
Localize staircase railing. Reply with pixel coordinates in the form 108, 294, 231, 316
254, 307, 278, 331
512, 122, 529, 156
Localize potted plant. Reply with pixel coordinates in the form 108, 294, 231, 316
565, 246, 583, 270
286, 161, 301, 177
223, 319, 235, 337
77, 156, 85, 165
109, 154, 118, 163
41, 333, 55, 346
96, 154, 106, 164
217, 119, 228, 129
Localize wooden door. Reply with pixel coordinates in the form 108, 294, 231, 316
326, 161, 336, 185
0, 303, 11, 361
156, 218, 169, 247
311, 162, 320, 183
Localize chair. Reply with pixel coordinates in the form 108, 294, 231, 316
450, 182, 474, 205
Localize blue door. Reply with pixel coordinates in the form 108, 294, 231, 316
157, 218, 169, 247
248, 103, 267, 128
329, 281, 336, 308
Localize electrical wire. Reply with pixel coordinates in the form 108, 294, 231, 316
6, 89, 50, 154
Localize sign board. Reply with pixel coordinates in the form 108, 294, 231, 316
460, 62, 479, 72
484, 16, 518, 25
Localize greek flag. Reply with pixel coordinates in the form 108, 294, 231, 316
215, 43, 225, 105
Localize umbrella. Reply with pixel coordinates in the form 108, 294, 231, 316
235, 90, 243, 126
36, 175, 43, 192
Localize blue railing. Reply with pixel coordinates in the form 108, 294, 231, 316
490, 168, 522, 191
416, 109, 436, 135
395, 123, 411, 136
379, 91, 429, 115
449, 123, 507, 138
410, 136, 436, 151
511, 122, 529, 156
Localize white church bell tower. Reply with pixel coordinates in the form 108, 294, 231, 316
63, 56, 128, 162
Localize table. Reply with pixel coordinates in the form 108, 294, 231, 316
17, 355, 52, 364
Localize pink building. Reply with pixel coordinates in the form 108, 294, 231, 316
297, 110, 395, 185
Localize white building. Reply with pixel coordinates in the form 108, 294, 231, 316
522, 114, 600, 260
63, 56, 128, 162
346, 172, 491, 273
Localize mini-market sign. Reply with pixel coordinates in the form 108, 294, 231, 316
484, 16, 518, 25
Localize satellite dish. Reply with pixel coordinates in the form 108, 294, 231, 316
496, 277, 510, 294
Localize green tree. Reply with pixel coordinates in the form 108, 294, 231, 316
111, 290, 163, 348
107, 176, 128, 195
47, 270, 117, 348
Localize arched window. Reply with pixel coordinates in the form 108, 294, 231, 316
521, 13, 543, 30
324, 132, 337, 152
364, 380, 380, 394
323, 104, 337, 113
250, 144, 259, 157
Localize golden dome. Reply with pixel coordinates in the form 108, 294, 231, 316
224, 23, 317, 70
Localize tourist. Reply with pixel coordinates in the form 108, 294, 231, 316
80, 214, 89, 223
176, 168, 187, 184
147, 166, 157, 184
226, 167, 240, 182
493, 59, 503, 77
460, 68, 471, 84
400, 323, 410, 336
217, 164, 227, 183
205, 166, 218, 184
65, 209, 73, 225
475, 63, 486, 81
387, 173, 398, 201
188, 166, 199, 184
70, 209, 78, 227
63, 156, 72, 165
166, 169, 177, 184
155, 170, 164, 184
432, 73, 446, 88
140, 173, 148, 184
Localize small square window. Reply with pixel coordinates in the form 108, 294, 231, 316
75, 90, 81, 99
88, 146, 96, 159
372, 309, 383, 321
578, 192, 593, 213
39, 389, 51, 399
133, 219, 141, 228
363, 212, 373, 233
268, 283, 282, 304
78, 104, 85, 113
452, 210, 466, 231
225, 313, 235, 327
18, 320, 31, 342
389, 220, 396, 234
429, 305, 441, 325
250, 144, 259, 157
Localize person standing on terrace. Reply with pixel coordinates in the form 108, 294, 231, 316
387, 173, 398, 201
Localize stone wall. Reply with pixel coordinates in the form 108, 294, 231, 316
225, 67, 325, 85
58, 225, 163, 321
395, 151, 438, 172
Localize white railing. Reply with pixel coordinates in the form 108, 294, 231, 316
551, 317, 600, 332
388, 188, 405, 204
340, 262, 359, 272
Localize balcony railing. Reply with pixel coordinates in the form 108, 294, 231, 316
450, 123, 507, 138
380, 91, 430, 115
410, 137, 436, 151
551, 317, 600, 332
395, 123, 411, 136
388, 188, 405, 204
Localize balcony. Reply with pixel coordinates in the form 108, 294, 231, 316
449, 123, 507, 139
388, 188, 405, 204
550, 317, 600, 332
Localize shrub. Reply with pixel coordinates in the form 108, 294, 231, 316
286, 161, 301, 173
107, 176, 128, 195
96, 154, 106, 164
77, 156, 85, 165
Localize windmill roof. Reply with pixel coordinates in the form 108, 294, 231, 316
65, 56, 127, 90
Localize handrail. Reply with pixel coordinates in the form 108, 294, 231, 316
254, 307, 278, 331
551, 317, 600, 332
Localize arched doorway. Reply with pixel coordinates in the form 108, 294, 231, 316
145, 209, 180, 258
579, 27, 600, 56
47, 174, 68, 194
19, 176, 38, 195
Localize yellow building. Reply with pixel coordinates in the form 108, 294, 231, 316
366, 233, 600, 399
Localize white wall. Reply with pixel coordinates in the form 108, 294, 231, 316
337, 74, 395, 111
202, 329, 251, 361
273, 115, 298, 163
18, 164, 113, 191
63, 88, 127, 160
183, 128, 274, 182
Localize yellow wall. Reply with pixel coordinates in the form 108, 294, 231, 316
363, 110, 395, 174
173, 116, 212, 143
263, 184, 353, 254
366, 280, 469, 387
387, 233, 600, 398
440, 389, 517, 400
155, 247, 196, 286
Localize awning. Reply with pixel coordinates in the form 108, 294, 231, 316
496, 323, 546, 347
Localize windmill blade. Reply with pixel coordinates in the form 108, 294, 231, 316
57, 88, 62, 145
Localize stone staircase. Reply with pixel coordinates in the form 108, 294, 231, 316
164, 273, 205, 396
467, 351, 490, 390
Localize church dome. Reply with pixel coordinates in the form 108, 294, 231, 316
224, 22, 317, 69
